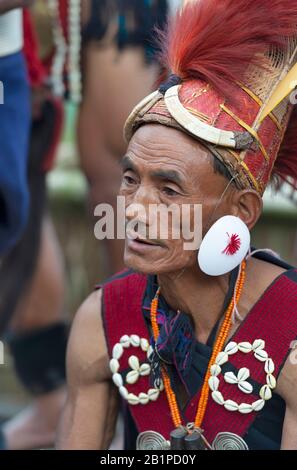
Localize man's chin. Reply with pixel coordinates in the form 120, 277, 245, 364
124, 251, 160, 275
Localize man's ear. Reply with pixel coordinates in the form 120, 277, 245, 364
231, 189, 263, 230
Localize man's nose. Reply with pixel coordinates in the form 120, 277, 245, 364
129, 183, 159, 206
134, 183, 158, 205
125, 185, 156, 224
125, 202, 148, 226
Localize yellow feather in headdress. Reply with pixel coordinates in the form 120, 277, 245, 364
257, 62, 297, 123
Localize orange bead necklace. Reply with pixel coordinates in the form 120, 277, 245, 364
150, 260, 246, 431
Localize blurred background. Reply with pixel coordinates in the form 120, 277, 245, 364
0, 0, 296, 450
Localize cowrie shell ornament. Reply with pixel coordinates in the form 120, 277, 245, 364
237, 368, 250, 382
209, 339, 276, 414
130, 335, 141, 347
210, 364, 221, 377
224, 400, 239, 412
238, 381, 253, 394
112, 343, 123, 360
266, 374, 276, 390
224, 372, 238, 385
120, 335, 130, 348
112, 373, 123, 388
128, 393, 140, 405
128, 355, 140, 370
224, 342, 238, 355
215, 351, 229, 366
254, 349, 268, 362
139, 363, 151, 376
109, 358, 119, 374
238, 403, 253, 414
208, 376, 220, 391
110, 335, 163, 406
252, 339, 265, 351
126, 370, 139, 385
212, 391, 225, 405
252, 399, 265, 412
265, 358, 275, 374
238, 342, 253, 353
224, 368, 253, 393
260, 385, 272, 401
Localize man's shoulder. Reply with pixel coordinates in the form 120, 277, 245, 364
67, 289, 111, 385
249, 257, 297, 297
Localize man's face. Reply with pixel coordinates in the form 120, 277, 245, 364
120, 124, 232, 275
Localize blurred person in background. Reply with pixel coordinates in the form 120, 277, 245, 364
0, 0, 32, 255
0, 4, 67, 450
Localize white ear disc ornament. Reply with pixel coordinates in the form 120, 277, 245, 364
198, 215, 251, 276
110, 335, 163, 406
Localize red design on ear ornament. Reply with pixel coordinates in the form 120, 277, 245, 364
222, 233, 241, 255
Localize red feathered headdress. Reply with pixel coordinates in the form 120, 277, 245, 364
124, 0, 297, 196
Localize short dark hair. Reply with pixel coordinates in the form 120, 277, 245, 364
212, 154, 241, 189
213, 156, 233, 180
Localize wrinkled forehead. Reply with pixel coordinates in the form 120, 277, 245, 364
125, 124, 215, 178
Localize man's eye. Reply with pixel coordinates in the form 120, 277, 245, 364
162, 187, 179, 196
123, 175, 136, 185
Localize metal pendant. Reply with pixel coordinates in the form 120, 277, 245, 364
212, 432, 249, 450
170, 427, 188, 450
136, 431, 170, 450
169, 425, 211, 451
184, 429, 209, 450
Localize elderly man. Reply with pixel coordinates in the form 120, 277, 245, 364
58, 0, 297, 450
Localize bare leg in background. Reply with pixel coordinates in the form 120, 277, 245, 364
2, 218, 66, 450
